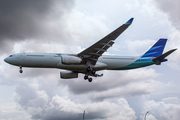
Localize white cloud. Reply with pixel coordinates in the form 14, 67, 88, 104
0, 110, 31, 120
27, 95, 137, 120
144, 97, 180, 120
88, 78, 163, 100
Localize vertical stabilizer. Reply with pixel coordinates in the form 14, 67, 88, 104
141, 39, 167, 58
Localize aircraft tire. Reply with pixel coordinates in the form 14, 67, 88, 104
91, 70, 96, 74
84, 75, 88, 80
87, 67, 91, 72
88, 77, 92, 82
19, 69, 23, 73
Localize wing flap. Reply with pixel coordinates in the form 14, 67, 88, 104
88, 53, 101, 57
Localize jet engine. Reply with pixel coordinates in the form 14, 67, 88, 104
61, 55, 82, 64
60, 71, 78, 79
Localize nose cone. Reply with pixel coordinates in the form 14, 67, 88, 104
4, 56, 18, 66
4, 57, 8, 63
4, 57, 11, 64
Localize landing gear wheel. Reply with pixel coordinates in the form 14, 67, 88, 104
88, 77, 92, 82
87, 66, 92, 72
19, 69, 23, 73
84, 75, 88, 80
91, 70, 96, 74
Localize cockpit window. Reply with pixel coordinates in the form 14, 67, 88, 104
9, 55, 13, 57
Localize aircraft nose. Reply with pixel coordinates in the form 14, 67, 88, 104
4, 55, 18, 65
4, 57, 12, 63
4, 57, 8, 63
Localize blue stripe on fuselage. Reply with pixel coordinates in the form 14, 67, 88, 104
114, 57, 155, 70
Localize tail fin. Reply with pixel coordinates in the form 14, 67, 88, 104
141, 39, 167, 58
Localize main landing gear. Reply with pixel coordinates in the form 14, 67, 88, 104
19, 66, 23, 73
84, 75, 92, 82
84, 66, 96, 82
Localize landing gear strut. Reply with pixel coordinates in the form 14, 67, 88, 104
19, 66, 23, 73
87, 66, 92, 72
91, 70, 96, 74
87, 66, 96, 74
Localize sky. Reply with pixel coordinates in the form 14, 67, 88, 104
0, 0, 180, 120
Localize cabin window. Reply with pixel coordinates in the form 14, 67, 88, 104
9, 55, 13, 57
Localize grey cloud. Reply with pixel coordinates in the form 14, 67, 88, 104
3, 65, 138, 120
162, 97, 180, 104
0, 110, 31, 120
15, 82, 49, 109
153, 0, 180, 30
14, 82, 136, 120
88, 80, 163, 101
59, 69, 158, 95
0, 0, 75, 53
0, 0, 52, 40
33, 110, 82, 120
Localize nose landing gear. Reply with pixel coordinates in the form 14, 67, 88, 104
19, 66, 23, 73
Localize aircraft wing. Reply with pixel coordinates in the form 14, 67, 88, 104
78, 18, 134, 65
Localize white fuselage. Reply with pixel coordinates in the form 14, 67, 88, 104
4, 53, 146, 72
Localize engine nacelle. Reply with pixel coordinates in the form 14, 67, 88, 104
61, 55, 82, 64
60, 71, 78, 79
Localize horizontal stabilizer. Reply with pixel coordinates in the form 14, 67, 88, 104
94, 73, 103, 77
87, 73, 104, 77
152, 49, 177, 62
99, 74, 103, 77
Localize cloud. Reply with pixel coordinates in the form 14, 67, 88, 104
1, 64, 160, 119
88, 79, 162, 100
152, 0, 180, 31
151, 0, 180, 70
0, 0, 75, 53
0, 0, 52, 40
0, 0, 111, 55
0, 110, 31, 120
60, 68, 159, 95
167, 31, 180, 63
10, 76, 137, 120
17, 94, 137, 120
144, 97, 180, 120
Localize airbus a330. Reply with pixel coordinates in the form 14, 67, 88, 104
4, 18, 177, 82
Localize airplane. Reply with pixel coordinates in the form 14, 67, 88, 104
4, 18, 177, 82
